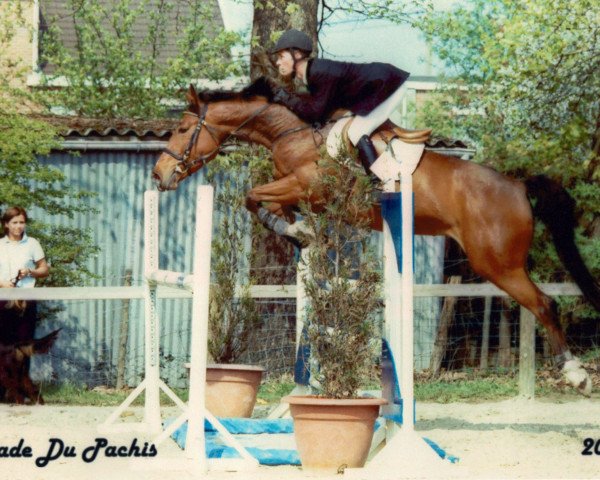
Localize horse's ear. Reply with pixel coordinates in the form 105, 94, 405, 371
186, 84, 200, 113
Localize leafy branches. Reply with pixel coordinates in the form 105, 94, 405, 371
38, 0, 244, 118
320, 0, 430, 30
299, 151, 381, 398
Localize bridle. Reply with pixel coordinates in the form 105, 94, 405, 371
162, 102, 272, 176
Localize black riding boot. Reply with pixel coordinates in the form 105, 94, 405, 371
356, 135, 378, 175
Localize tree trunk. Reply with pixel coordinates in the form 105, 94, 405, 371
430, 276, 461, 377
250, 0, 319, 80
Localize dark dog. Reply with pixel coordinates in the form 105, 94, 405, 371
0, 329, 60, 404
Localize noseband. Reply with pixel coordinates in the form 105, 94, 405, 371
162, 103, 271, 176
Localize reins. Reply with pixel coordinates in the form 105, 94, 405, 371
162, 103, 272, 174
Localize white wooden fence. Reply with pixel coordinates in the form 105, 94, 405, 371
0, 282, 582, 398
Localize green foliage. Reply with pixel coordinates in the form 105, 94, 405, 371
418, 0, 600, 319
299, 150, 382, 398
38, 0, 244, 118
205, 148, 264, 364
0, 4, 98, 287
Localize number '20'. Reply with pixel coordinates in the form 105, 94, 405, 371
582, 438, 600, 455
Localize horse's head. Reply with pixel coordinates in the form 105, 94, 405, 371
152, 84, 224, 191
152, 78, 279, 191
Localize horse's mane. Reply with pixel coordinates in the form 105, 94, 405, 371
197, 77, 274, 103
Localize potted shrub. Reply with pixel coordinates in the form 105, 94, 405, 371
283, 151, 386, 471
203, 153, 264, 418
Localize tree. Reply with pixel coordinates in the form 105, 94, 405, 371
250, 0, 318, 80
249, 0, 429, 80
419, 0, 599, 317
0, 2, 98, 286
38, 0, 244, 118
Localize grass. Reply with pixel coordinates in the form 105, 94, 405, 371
40, 382, 189, 407
256, 374, 296, 404
580, 347, 600, 362
415, 376, 519, 403
37, 368, 594, 407
40, 376, 296, 407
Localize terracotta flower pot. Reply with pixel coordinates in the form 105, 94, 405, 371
205, 364, 264, 418
283, 395, 387, 471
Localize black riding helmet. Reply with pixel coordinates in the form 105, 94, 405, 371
270, 29, 313, 55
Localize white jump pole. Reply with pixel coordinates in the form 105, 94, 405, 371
399, 167, 415, 435
143, 189, 163, 433
100, 190, 167, 434
148, 186, 257, 472
103, 186, 258, 473
381, 179, 403, 441
185, 184, 214, 471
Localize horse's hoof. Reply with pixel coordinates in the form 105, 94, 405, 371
285, 221, 314, 248
283, 235, 309, 249
563, 359, 592, 397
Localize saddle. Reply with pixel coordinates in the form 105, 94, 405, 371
340, 118, 432, 150
322, 116, 431, 157
377, 122, 432, 145
324, 116, 431, 181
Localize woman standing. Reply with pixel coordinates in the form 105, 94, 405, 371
0, 206, 49, 399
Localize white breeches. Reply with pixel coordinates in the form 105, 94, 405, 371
347, 85, 407, 145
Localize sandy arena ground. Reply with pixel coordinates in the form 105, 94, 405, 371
1, 398, 599, 480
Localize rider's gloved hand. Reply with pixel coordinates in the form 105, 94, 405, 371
272, 87, 293, 105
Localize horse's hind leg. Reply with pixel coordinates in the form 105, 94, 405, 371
478, 266, 591, 395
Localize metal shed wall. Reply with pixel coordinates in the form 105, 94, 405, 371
32, 147, 206, 387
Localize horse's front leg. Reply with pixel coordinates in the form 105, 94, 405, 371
245, 174, 312, 248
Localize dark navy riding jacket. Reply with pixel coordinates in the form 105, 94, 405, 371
278, 58, 410, 124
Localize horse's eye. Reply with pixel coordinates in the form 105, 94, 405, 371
178, 127, 189, 134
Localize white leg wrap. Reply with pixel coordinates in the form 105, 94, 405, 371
562, 358, 592, 397
285, 220, 314, 242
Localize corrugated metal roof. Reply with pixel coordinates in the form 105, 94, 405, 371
34, 115, 474, 154
32, 114, 179, 139
426, 137, 470, 149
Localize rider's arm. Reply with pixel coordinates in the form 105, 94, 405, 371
273, 67, 337, 124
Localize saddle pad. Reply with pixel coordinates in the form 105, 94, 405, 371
326, 116, 353, 158
365, 139, 425, 184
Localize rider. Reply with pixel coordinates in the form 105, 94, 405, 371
270, 29, 410, 174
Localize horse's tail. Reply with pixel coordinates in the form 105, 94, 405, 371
525, 175, 600, 312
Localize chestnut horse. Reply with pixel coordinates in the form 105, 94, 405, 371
152, 78, 599, 395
